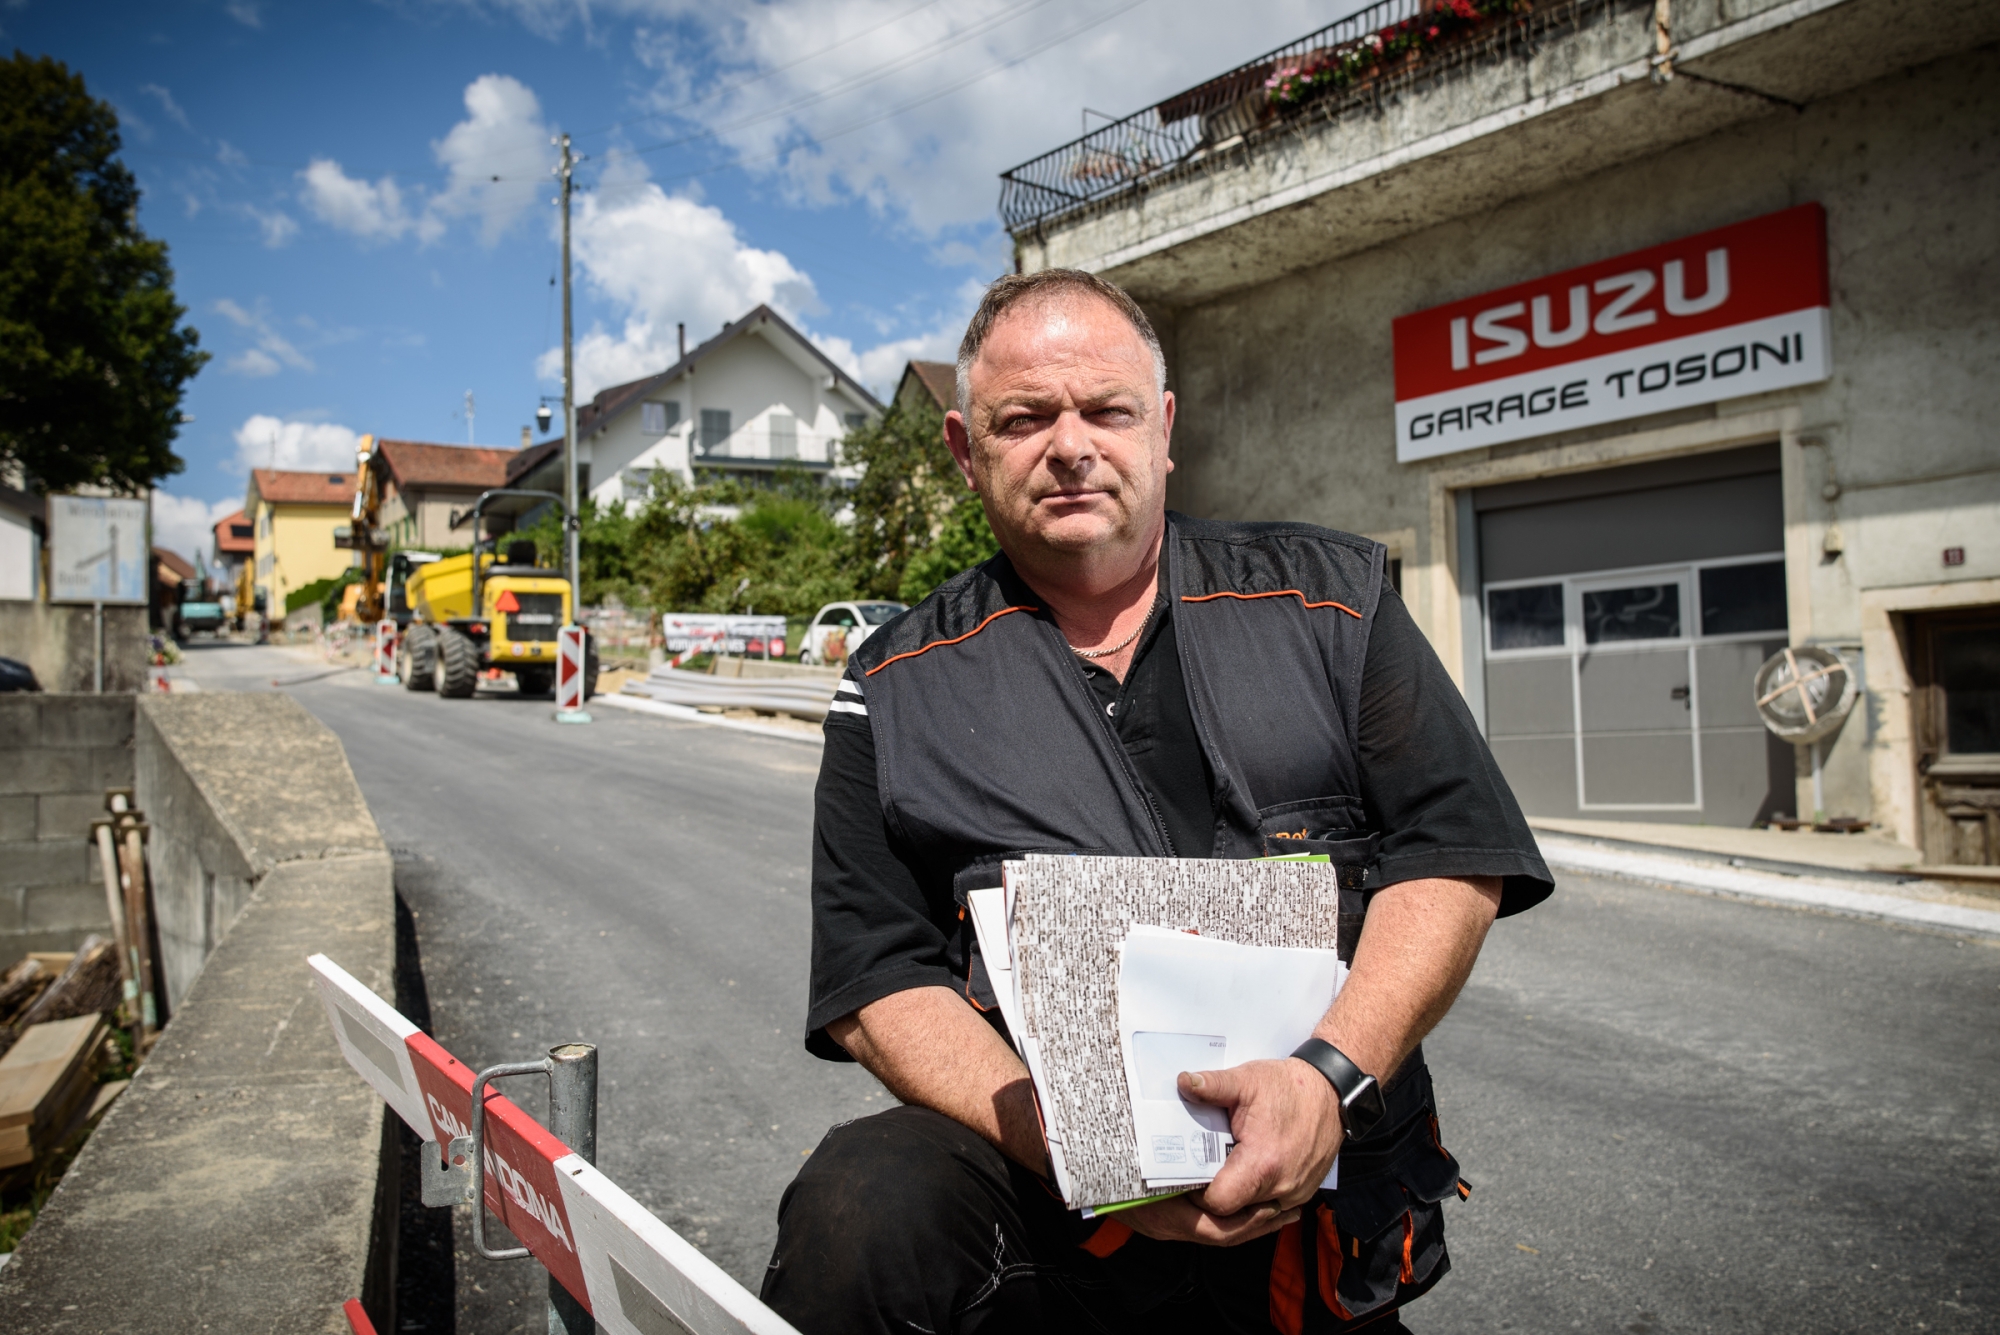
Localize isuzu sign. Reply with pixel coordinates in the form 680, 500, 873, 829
1392, 204, 1830, 462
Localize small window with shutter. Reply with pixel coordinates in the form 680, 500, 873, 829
641, 401, 680, 435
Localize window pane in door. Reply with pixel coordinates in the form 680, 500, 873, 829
1584, 584, 1681, 643
700, 409, 731, 453
1488, 584, 1564, 651
1938, 626, 2000, 754
1700, 561, 1787, 635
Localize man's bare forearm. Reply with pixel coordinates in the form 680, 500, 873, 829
1316, 875, 1502, 1084
826, 986, 1049, 1173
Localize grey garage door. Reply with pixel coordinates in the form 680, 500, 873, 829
1475, 446, 1794, 826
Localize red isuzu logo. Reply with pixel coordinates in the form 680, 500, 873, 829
1392, 204, 1830, 461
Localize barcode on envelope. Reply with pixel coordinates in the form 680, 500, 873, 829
1194, 1130, 1222, 1165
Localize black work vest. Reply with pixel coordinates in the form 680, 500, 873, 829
850, 513, 1465, 1286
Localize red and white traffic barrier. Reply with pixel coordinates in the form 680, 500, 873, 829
556, 624, 590, 721
374, 620, 399, 684
309, 953, 798, 1335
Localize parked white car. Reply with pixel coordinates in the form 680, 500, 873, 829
799, 600, 907, 665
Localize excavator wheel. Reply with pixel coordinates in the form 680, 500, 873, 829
401, 625, 436, 692
433, 627, 479, 698
584, 641, 600, 700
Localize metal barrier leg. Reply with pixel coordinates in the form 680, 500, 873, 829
547, 1043, 598, 1335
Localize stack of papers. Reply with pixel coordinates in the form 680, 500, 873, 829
966, 855, 1346, 1212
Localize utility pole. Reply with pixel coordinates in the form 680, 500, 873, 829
557, 132, 580, 622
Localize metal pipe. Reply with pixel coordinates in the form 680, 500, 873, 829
546, 1043, 598, 1334
469, 1058, 553, 1261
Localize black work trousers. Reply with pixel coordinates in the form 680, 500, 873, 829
760, 1105, 1426, 1335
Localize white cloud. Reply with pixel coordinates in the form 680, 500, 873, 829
298, 74, 551, 248
226, 1, 262, 29
299, 157, 435, 242
231, 415, 363, 474
636, 0, 1337, 234
217, 140, 248, 168
138, 83, 192, 132
151, 492, 239, 570
243, 205, 297, 247
538, 156, 816, 398
426, 74, 553, 245
214, 298, 314, 375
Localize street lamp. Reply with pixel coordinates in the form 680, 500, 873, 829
535, 404, 553, 436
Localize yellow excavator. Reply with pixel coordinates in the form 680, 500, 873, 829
397, 488, 598, 700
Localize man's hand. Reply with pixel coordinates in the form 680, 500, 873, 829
1181, 1058, 1344, 1218
1120, 1190, 1299, 1246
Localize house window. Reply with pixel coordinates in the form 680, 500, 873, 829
844, 412, 867, 432
641, 400, 680, 435
769, 413, 797, 460
700, 409, 731, 453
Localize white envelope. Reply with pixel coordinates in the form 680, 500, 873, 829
1116, 929, 1347, 1190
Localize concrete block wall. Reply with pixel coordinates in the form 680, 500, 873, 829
0, 601, 149, 693
0, 694, 130, 957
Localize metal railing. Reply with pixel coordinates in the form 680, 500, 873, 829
997, 0, 1609, 234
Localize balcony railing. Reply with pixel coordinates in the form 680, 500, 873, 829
998, 0, 1603, 234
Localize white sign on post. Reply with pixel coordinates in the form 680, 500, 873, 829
48, 495, 149, 605
556, 624, 591, 722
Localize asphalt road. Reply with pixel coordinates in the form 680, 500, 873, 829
182, 641, 2000, 1334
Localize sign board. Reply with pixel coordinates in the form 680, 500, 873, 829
48, 495, 149, 604
308, 954, 800, 1335
662, 613, 787, 657
1392, 204, 1830, 462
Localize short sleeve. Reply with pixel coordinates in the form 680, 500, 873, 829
1355, 588, 1554, 916
805, 686, 957, 1060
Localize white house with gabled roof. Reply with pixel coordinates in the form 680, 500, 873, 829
507, 305, 883, 513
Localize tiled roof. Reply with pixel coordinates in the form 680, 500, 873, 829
899, 360, 955, 410
375, 439, 516, 491
152, 546, 196, 581
251, 468, 355, 506
213, 509, 254, 553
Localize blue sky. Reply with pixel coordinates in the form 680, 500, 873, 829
7, 0, 1341, 561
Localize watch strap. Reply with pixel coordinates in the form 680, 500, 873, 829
1290, 1037, 1387, 1138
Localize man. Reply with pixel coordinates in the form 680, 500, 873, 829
763, 270, 1551, 1334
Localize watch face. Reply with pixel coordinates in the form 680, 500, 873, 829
1344, 1078, 1388, 1136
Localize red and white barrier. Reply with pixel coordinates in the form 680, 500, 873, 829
374, 620, 399, 683
309, 954, 798, 1335
556, 624, 590, 720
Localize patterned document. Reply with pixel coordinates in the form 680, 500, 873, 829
1005, 855, 1342, 1211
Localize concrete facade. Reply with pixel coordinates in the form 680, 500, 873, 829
1013, 0, 2000, 856
246, 469, 358, 617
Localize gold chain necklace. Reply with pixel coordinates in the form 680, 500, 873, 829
1069, 606, 1150, 660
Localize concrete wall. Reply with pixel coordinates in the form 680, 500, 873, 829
0, 691, 397, 1333
0, 695, 130, 957
0, 601, 149, 693
253, 500, 353, 615
1083, 43, 1998, 844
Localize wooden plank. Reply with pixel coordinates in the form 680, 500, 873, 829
0, 1016, 105, 1131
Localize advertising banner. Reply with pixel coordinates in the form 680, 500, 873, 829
1392, 204, 1830, 462
661, 613, 787, 657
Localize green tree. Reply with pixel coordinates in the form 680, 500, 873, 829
620, 470, 858, 618
840, 394, 998, 602
898, 490, 1000, 604
0, 53, 206, 493
508, 493, 641, 607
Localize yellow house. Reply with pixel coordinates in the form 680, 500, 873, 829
245, 468, 356, 618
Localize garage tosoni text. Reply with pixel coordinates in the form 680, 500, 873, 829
1392, 205, 1831, 462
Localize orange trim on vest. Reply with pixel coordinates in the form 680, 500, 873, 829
1269, 1219, 1308, 1335
862, 605, 1041, 676
1180, 590, 1363, 618
1079, 1218, 1133, 1258
1314, 1204, 1354, 1320
1399, 1210, 1416, 1286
